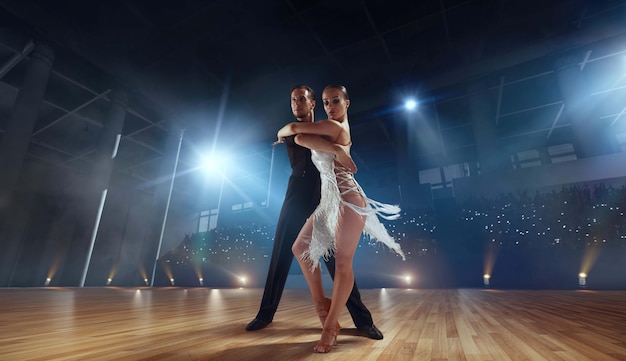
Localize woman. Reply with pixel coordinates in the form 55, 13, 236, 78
275, 85, 404, 353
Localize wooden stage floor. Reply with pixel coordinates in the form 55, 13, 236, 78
0, 287, 625, 361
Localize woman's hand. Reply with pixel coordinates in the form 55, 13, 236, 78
274, 123, 296, 146
277, 123, 296, 140
334, 142, 357, 173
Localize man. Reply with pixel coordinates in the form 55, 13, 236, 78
245, 85, 383, 340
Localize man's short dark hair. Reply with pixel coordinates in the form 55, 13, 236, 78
290, 85, 316, 101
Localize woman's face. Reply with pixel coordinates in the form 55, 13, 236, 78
322, 88, 349, 120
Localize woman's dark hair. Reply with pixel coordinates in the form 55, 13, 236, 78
323, 84, 349, 100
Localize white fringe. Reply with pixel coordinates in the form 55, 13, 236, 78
303, 151, 405, 271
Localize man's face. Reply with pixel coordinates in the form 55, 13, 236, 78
290, 88, 315, 120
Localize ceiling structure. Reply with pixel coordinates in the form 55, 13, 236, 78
1, 0, 626, 199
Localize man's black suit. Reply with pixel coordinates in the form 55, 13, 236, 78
252, 135, 374, 328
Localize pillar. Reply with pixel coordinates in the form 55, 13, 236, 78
137, 125, 184, 286
0, 43, 54, 286
58, 90, 129, 286
468, 82, 505, 175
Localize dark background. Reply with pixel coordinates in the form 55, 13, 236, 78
1, 0, 625, 289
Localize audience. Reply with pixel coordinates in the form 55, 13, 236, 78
459, 183, 626, 250
161, 182, 626, 286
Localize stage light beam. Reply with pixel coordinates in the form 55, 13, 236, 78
404, 99, 418, 111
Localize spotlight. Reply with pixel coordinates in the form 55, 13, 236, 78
404, 99, 418, 111
578, 273, 587, 288
44, 277, 51, 286
239, 276, 247, 287
202, 153, 230, 175
483, 274, 491, 287
106, 278, 112, 286
404, 274, 412, 286
144, 278, 149, 286
170, 278, 175, 286
199, 277, 204, 286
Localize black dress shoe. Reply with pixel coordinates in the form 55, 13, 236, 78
245, 318, 271, 331
358, 324, 384, 340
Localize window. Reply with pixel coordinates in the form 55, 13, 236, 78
443, 163, 469, 186
198, 210, 210, 233
419, 168, 443, 189
198, 209, 219, 232
232, 201, 254, 213
420, 163, 469, 193
548, 143, 576, 163
512, 149, 542, 169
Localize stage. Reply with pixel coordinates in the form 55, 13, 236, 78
1, 287, 625, 361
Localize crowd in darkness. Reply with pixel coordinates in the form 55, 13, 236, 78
162, 182, 626, 285
163, 212, 440, 268
459, 183, 626, 251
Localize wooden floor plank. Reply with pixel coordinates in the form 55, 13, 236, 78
1, 288, 625, 361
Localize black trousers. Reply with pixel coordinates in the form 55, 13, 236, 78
254, 174, 373, 328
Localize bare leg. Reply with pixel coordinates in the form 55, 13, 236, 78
292, 217, 328, 317
313, 200, 365, 353
293, 188, 366, 353
322, 204, 365, 330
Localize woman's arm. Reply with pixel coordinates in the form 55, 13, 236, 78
273, 119, 356, 172
276, 119, 343, 144
294, 134, 357, 173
